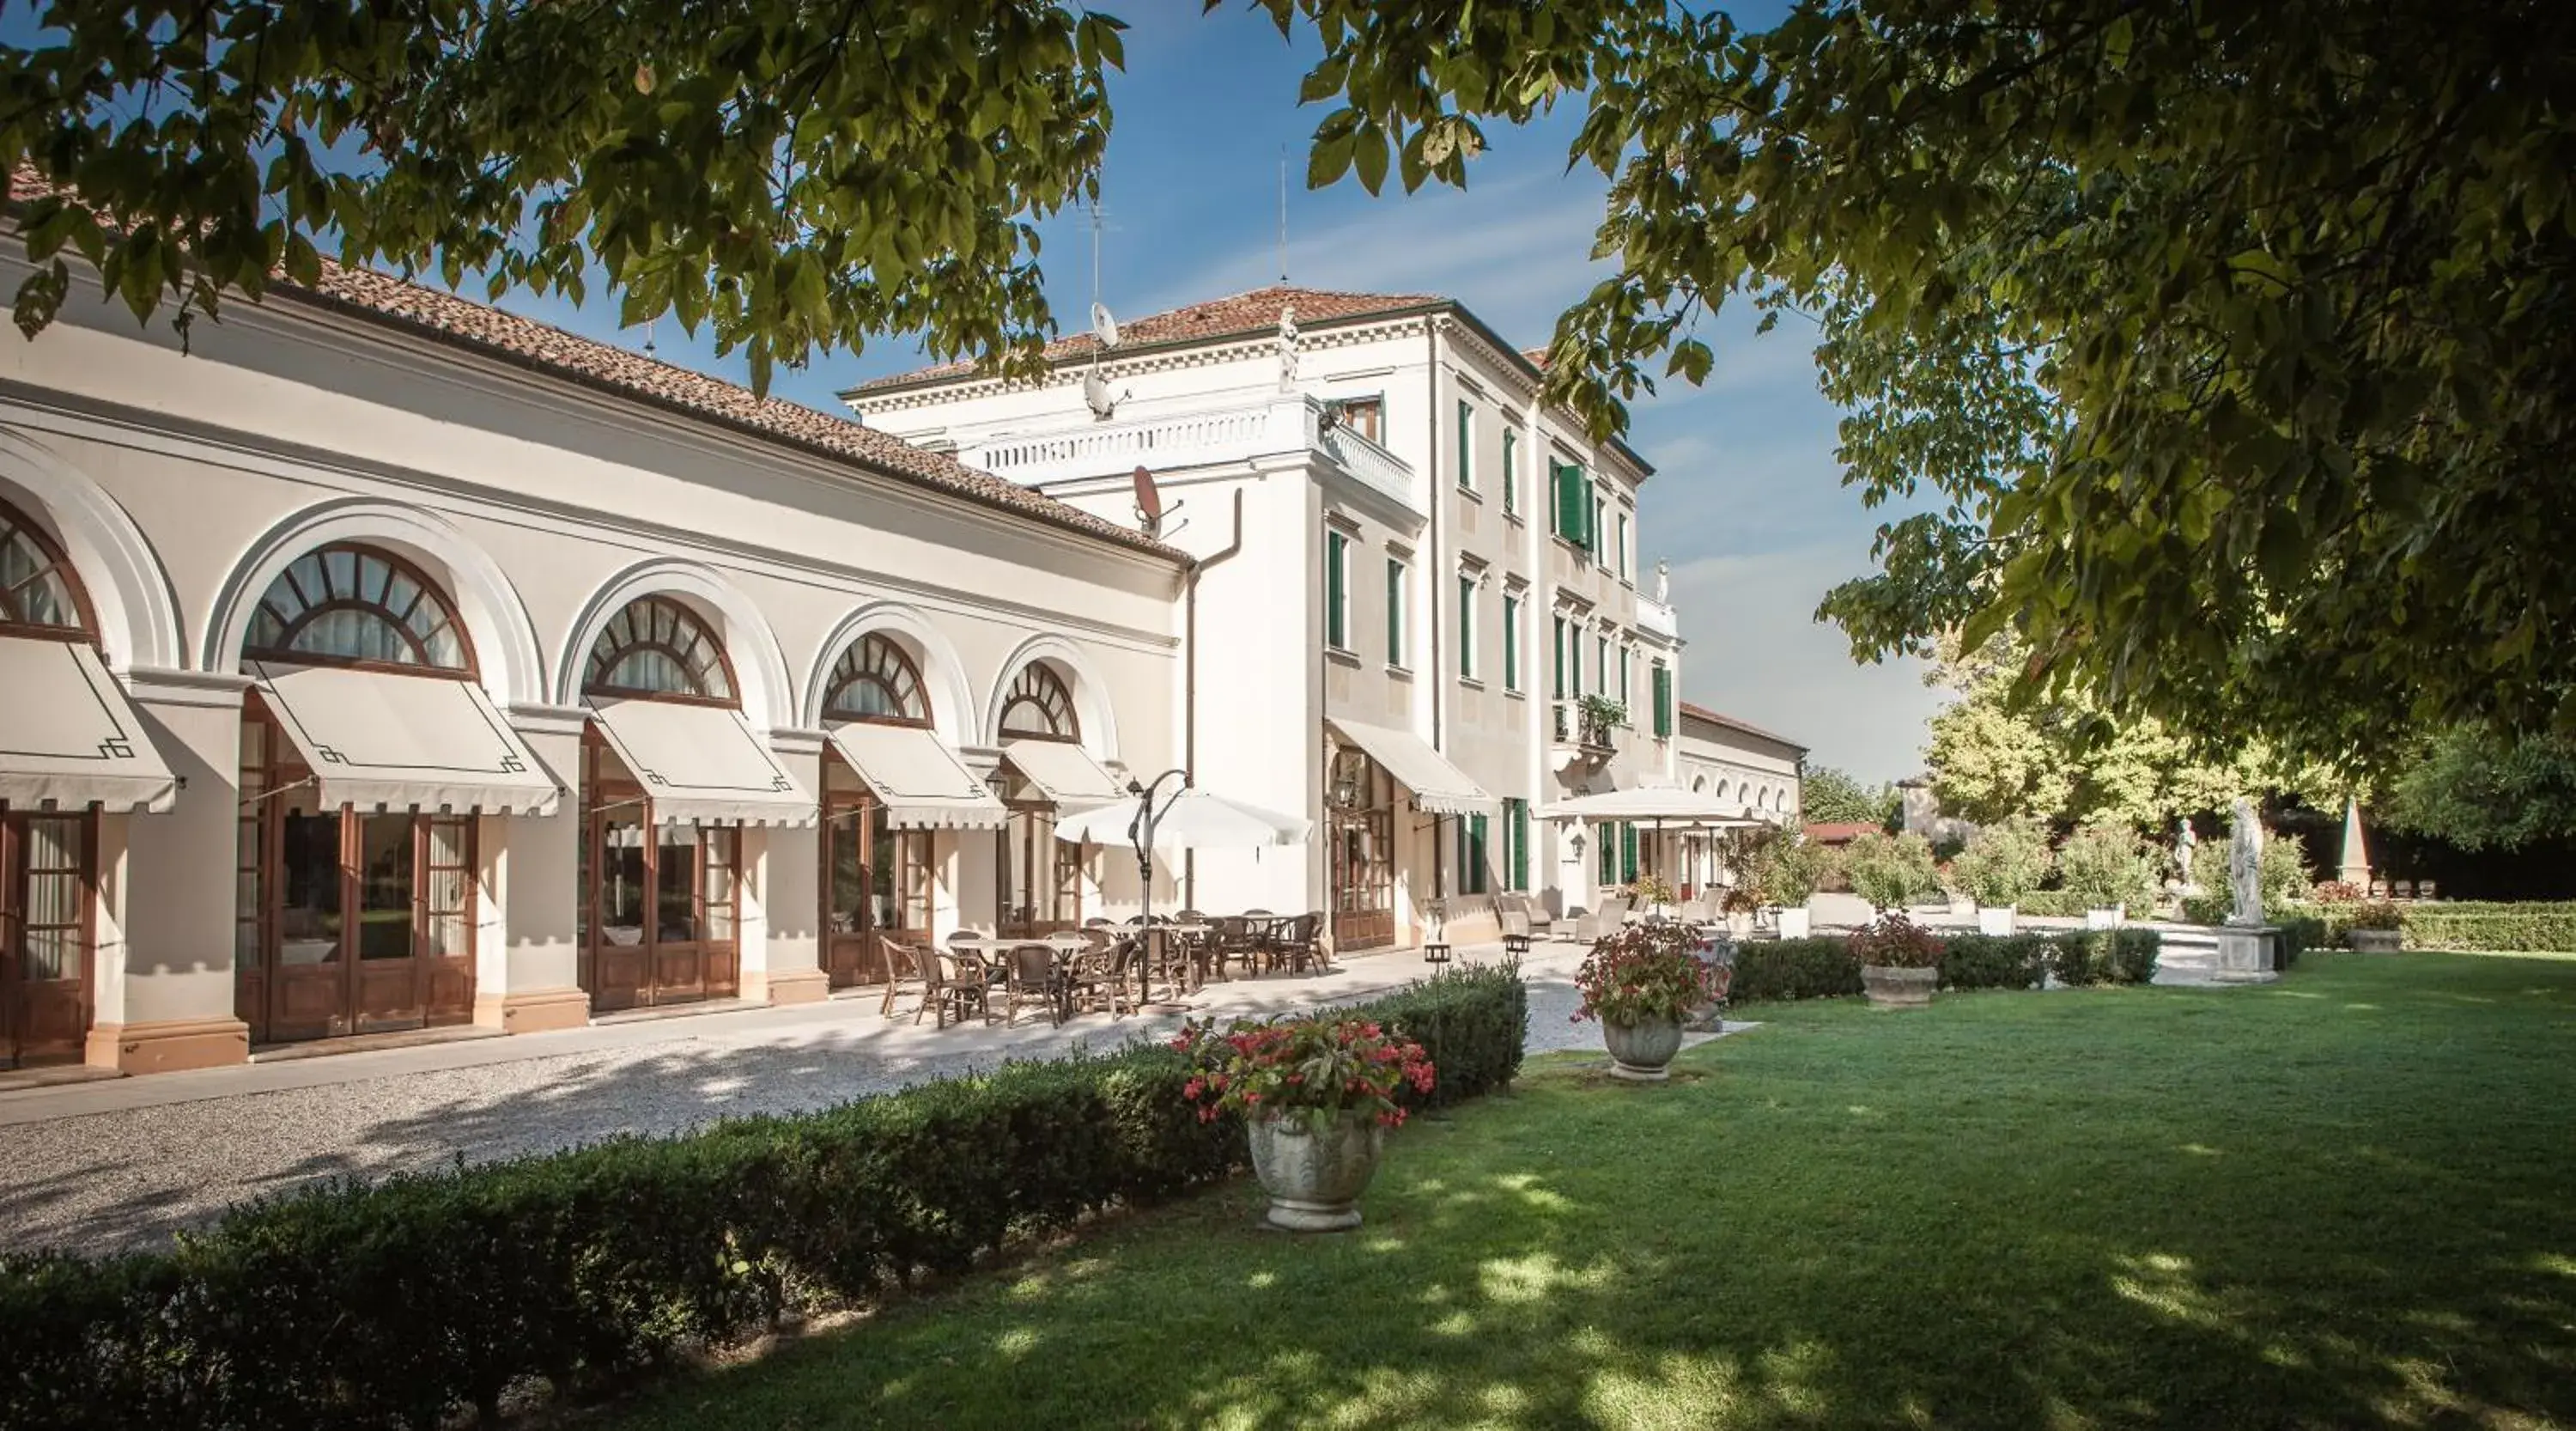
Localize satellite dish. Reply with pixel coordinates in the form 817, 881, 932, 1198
1091, 301, 1122, 349
1133, 466, 1163, 536
1083, 368, 1121, 421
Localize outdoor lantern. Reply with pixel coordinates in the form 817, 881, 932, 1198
1568, 826, 1587, 860
1329, 747, 1368, 810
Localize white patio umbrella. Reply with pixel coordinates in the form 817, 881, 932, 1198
1054, 785, 1312, 851
1543, 785, 1765, 826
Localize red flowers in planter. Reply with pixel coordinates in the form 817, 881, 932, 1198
1172, 1013, 1435, 1129
1847, 913, 1946, 969
1573, 922, 1711, 1025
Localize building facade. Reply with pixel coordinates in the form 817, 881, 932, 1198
0, 241, 1184, 1075
851, 286, 1698, 947
1673, 703, 1807, 897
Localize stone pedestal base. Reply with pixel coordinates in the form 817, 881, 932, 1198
473, 988, 593, 1034
85, 1017, 252, 1074
2213, 926, 2283, 983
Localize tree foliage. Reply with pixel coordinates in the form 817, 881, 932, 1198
1925, 635, 2330, 830
2377, 729, 2576, 853
3, 1, 1124, 393
1263, 0, 2576, 770
1842, 830, 1938, 912
1800, 764, 1895, 828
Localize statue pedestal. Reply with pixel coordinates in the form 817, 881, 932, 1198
2213, 925, 2282, 983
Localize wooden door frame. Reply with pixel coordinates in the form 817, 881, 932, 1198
818, 786, 884, 989
997, 800, 1077, 938
581, 732, 740, 1007
1, 811, 98, 1069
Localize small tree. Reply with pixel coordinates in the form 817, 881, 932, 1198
1951, 816, 2053, 908
1753, 835, 1828, 909
1801, 765, 1899, 827
2057, 824, 2159, 912
1844, 831, 1939, 912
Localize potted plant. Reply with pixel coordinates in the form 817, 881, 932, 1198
2058, 823, 2157, 929
1844, 830, 1939, 915
1850, 913, 1947, 1008
1754, 835, 1826, 938
2346, 899, 2404, 953
1625, 871, 1680, 919
1576, 694, 1627, 747
1573, 921, 1710, 1081
1937, 859, 1974, 917
1952, 816, 2052, 935
1173, 1013, 1435, 1232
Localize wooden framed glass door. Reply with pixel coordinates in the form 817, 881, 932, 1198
997, 801, 1077, 939
3, 813, 94, 1069
1328, 756, 1396, 950
819, 783, 930, 990
580, 739, 740, 1010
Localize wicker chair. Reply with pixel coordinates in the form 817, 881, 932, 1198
920, 948, 989, 1028
878, 935, 927, 1020
1004, 943, 1063, 1027
1273, 912, 1325, 974
1573, 895, 1633, 944
1067, 940, 1134, 1018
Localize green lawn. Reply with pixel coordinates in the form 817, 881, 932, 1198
608, 953, 2576, 1430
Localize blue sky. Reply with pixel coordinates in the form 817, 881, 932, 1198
28, 3, 1940, 780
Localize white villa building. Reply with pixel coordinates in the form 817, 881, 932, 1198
1674, 703, 1808, 897
0, 208, 1800, 1077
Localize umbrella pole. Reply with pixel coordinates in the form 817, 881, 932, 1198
1128, 769, 1195, 1013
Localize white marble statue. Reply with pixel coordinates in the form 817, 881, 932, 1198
1277, 304, 1300, 392
2175, 818, 2197, 890
1656, 559, 1671, 604
2227, 799, 2263, 927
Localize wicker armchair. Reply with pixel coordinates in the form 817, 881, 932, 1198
878, 935, 927, 1020
1003, 944, 1063, 1027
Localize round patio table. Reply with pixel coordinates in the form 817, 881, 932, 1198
945, 935, 1093, 1023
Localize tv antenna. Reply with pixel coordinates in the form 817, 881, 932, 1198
1277, 145, 1290, 283
1132, 465, 1186, 540
1084, 196, 1128, 420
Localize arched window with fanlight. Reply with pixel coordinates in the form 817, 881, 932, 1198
822, 633, 927, 726
244, 544, 473, 674
998, 662, 1078, 742
582, 595, 737, 703
0, 496, 94, 641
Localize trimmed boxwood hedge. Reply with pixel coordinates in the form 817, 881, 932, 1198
1730, 929, 2160, 1005
0, 963, 1527, 1431
2398, 901, 2576, 953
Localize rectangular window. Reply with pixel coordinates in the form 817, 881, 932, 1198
1503, 594, 1522, 692
1334, 396, 1384, 444
1506, 798, 1530, 891
1592, 495, 1609, 567
1458, 813, 1490, 896
1619, 646, 1632, 707
1502, 429, 1518, 515
1325, 530, 1350, 651
1456, 399, 1474, 491
1596, 635, 1611, 707
1618, 512, 1631, 579
1653, 662, 1673, 738
1598, 821, 1619, 886
1386, 557, 1407, 667
1457, 574, 1477, 679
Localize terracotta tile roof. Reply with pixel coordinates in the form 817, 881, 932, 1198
6, 171, 1181, 562
1677, 701, 1806, 752
1803, 821, 1876, 844
1521, 345, 1552, 369
853, 284, 1441, 393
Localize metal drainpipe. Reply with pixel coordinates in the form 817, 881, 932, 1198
1425, 315, 1446, 901
1182, 489, 1248, 912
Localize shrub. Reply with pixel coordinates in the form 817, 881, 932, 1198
1753, 835, 1830, 906
2057, 824, 2160, 911
1952, 816, 2054, 906
1938, 934, 2050, 990
2014, 888, 2091, 918
1844, 831, 1941, 911
1848, 914, 1946, 969
1730, 937, 1864, 1002
2048, 929, 2162, 986
0, 968, 1527, 1431
2180, 892, 2230, 924
1574, 923, 1708, 1024
2275, 915, 2327, 966
2399, 901, 2576, 953
2348, 899, 2404, 931
2312, 880, 2363, 903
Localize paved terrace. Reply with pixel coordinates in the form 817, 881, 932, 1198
0, 941, 1643, 1256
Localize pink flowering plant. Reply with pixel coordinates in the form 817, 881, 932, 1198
1847, 913, 1947, 969
1171, 1013, 1436, 1130
1572, 921, 1709, 1026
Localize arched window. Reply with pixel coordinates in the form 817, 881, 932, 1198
583, 596, 737, 703
244, 543, 471, 673
823, 633, 927, 725
998, 662, 1078, 741
0, 495, 93, 637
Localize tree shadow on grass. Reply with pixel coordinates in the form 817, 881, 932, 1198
605, 956, 2576, 1430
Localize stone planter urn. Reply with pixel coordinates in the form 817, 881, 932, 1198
1774, 904, 1813, 939
2084, 904, 2124, 930
1947, 894, 1976, 918
1862, 965, 1938, 1008
1976, 904, 2018, 936
1249, 1111, 1385, 1232
1602, 1014, 1686, 1081
2348, 928, 2403, 953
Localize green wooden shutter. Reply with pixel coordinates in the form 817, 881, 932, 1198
1502, 430, 1517, 514
1653, 664, 1672, 737
1597, 824, 1618, 885
1552, 615, 1566, 697
1385, 559, 1402, 665
1503, 596, 1520, 691
1621, 823, 1639, 883
1465, 813, 1489, 895
1456, 400, 1473, 490
1509, 799, 1530, 891
1553, 462, 1577, 536
1326, 532, 1347, 649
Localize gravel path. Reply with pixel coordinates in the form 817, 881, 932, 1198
3, 947, 1608, 1257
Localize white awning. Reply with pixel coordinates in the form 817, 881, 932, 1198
825, 722, 1008, 831
0, 636, 177, 813
585, 697, 815, 826
1544, 784, 1759, 825
252, 661, 560, 815
1328, 718, 1497, 818
1000, 738, 1129, 810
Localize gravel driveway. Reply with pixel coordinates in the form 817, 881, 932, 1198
3, 945, 1619, 1256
